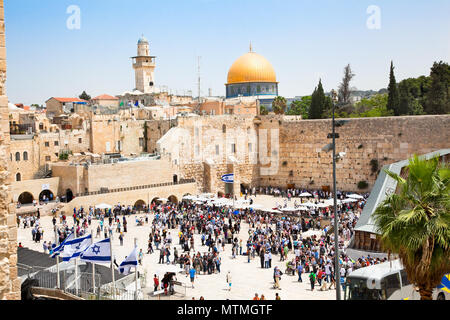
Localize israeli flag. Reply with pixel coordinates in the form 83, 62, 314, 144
51, 232, 74, 258
119, 246, 138, 275
60, 234, 92, 262
80, 238, 111, 264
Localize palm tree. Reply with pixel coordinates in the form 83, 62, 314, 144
373, 154, 450, 300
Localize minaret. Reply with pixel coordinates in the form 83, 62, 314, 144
132, 35, 156, 93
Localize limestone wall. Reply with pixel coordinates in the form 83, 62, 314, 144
258, 115, 450, 191
0, 0, 20, 300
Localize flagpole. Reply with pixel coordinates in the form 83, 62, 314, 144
110, 234, 116, 299
74, 229, 79, 296
91, 230, 96, 296
134, 238, 138, 300
54, 226, 60, 289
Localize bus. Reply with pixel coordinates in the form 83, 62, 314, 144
344, 259, 450, 300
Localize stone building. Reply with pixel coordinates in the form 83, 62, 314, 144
0, 0, 20, 300
132, 35, 156, 94
45, 97, 88, 118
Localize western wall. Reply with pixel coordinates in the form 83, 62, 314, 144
162, 114, 450, 195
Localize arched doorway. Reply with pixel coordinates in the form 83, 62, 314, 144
134, 200, 146, 211
151, 197, 161, 205
217, 191, 224, 198
18, 192, 33, 205
168, 195, 178, 204
66, 189, 74, 202
39, 189, 54, 202
173, 174, 178, 184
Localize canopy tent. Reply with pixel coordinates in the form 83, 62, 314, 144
157, 197, 169, 202
347, 194, 364, 200
342, 198, 358, 203
299, 192, 313, 197
95, 203, 112, 209
316, 203, 331, 208
182, 195, 194, 200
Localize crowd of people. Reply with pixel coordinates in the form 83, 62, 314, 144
17, 185, 388, 300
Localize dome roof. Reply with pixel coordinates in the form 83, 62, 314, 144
138, 35, 148, 44
227, 51, 277, 84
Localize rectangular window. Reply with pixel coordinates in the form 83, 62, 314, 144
54, 141, 59, 146
231, 144, 236, 154
139, 138, 144, 147
215, 145, 219, 155
45, 142, 49, 147
78, 138, 82, 144
45, 156, 51, 161
248, 143, 252, 152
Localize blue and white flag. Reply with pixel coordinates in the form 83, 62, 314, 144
51, 232, 74, 258
80, 238, 111, 264
60, 234, 92, 262
119, 246, 138, 275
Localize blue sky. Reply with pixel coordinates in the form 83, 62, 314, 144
4, 0, 450, 105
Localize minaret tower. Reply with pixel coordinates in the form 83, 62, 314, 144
132, 35, 156, 93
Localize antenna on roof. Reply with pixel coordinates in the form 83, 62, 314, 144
249, 41, 253, 52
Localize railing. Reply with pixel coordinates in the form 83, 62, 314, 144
75, 178, 196, 198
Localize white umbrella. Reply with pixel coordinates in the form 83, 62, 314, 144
95, 203, 112, 209
182, 195, 194, 200
347, 194, 364, 200
248, 204, 263, 210
302, 202, 317, 208
342, 198, 358, 203
157, 197, 169, 202
316, 203, 330, 208
299, 192, 312, 197
297, 206, 309, 211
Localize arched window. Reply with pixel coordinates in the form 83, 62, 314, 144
222, 125, 226, 133
23, 151, 28, 161
15, 152, 20, 161
16, 173, 21, 182
39, 123, 44, 130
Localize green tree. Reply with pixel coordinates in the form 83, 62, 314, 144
424, 61, 450, 114
387, 61, 400, 116
272, 96, 287, 115
286, 96, 311, 118
79, 91, 91, 101
260, 105, 268, 115
308, 80, 326, 119
373, 155, 450, 300
398, 81, 414, 115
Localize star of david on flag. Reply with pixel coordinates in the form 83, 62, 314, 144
80, 238, 112, 264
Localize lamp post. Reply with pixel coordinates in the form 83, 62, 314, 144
330, 89, 341, 300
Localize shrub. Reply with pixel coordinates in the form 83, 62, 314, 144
358, 180, 369, 189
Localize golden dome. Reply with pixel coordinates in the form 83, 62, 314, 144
227, 51, 277, 84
